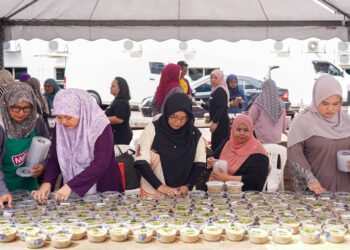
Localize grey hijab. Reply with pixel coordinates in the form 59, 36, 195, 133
0, 82, 37, 139
288, 75, 350, 147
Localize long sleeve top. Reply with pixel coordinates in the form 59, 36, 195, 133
0, 115, 50, 194
249, 104, 287, 144
214, 138, 269, 191
42, 124, 124, 196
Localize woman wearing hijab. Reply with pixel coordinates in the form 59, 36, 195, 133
105, 77, 133, 145
0, 83, 50, 208
32, 89, 124, 203
27, 78, 51, 132
0, 70, 14, 99
19, 73, 31, 83
207, 115, 269, 191
151, 63, 183, 116
249, 79, 287, 144
288, 75, 350, 194
43, 78, 61, 110
200, 69, 230, 151
226, 74, 248, 114
134, 93, 206, 198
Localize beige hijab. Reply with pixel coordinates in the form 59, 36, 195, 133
0, 70, 14, 85
288, 75, 350, 147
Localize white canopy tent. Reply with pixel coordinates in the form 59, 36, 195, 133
0, 0, 350, 67
0, 0, 349, 42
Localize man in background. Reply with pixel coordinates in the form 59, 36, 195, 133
177, 61, 192, 96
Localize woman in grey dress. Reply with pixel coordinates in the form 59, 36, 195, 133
287, 75, 350, 194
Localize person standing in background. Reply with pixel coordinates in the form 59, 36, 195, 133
249, 79, 287, 144
177, 61, 192, 96
43, 78, 61, 110
226, 74, 248, 114
200, 69, 230, 151
0, 70, 14, 99
19, 73, 31, 83
151, 63, 183, 116
105, 77, 133, 145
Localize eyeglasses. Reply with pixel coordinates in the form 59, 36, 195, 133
170, 114, 188, 123
10, 105, 33, 113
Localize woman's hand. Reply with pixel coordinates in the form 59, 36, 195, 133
178, 185, 189, 195
32, 183, 51, 204
30, 164, 45, 178
212, 171, 230, 182
55, 184, 72, 203
157, 184, 179, 197
207, 157, 216, 168
308, 181, 326, 195
210, 122, 218, 133
0, 193, 12, 209
230, 99, 239, 107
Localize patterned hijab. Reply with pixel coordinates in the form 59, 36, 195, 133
219, 115, 267, 175
44, 78, 61, 109
53, 89, 110, 183
288, 75, 350, 147
254, 79, 284, 125
0, 82, 37, 139
210, 69, 230, 105
155, 63, 181, 108
27, 77, 50, 115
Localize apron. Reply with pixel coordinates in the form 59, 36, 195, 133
2, 131, 38, 192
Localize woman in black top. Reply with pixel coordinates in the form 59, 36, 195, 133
207, 114, 269, 191
202, 69, 230, 151
105, 77, 133, 145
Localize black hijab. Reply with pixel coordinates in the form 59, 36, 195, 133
152, 93, 202, 187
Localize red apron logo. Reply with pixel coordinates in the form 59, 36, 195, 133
12, 151, 28, 166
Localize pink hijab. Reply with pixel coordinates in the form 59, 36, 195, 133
155, 63, 181, 108
210, 69, 229, 105
53, 89, 110, 183
288, 75, 350, 147
217, 115, 267, 176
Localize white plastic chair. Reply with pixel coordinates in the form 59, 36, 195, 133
262, 144, 287, 192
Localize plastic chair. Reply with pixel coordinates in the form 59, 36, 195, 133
262, 144, 287, 192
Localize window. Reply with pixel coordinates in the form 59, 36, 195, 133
313, 62, 342, 76
55, 68, 65, 81
149, 62, 165, 74
189, 67, 218, 81
4, 67, 28, 80
195, 83, 211, 93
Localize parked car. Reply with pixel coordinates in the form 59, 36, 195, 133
139, 75, 291, 117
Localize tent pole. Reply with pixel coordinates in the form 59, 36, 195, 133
0, 23, 4, 70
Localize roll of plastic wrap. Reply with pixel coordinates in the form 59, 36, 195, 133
337, 150, 350, 172
16, 136, 51, 177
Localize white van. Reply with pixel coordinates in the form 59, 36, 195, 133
270, 59, 350, 107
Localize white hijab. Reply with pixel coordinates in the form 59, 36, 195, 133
288, 75, 350, 147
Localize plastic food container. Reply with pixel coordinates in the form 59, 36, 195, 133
0, 225, 17, 242
18, 225, 40, 241
87, 227, 107, 243
279, 218, 300, 234
213, 160, 228, 173
133, 227, 153, 243
202, 225, 222, 242
109, 226, 129, 242
41, 224, 62, 241
225, 225, 245, 241
324, 227, 346, 243
67, 223, 87, 240
248, 226, 269, 244
225, 181, 244, 194
25, 233, 46, 249
156, 226, 177, 243
179, 227, 200, 243
51, 231, 72, 248
206, 181, 225, 193
299, 227, 321, 244
271, 227, 293, 244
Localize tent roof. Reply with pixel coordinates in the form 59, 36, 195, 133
1, 0, 350, 41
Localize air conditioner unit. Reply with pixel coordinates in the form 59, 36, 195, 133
304, 40, 325, 53
337, 41, 349, 52
123, 40, 142, 57
48, 40, 68, 53
3, 41, 21, 52
178, 41, 196, 56
336, 54, 350, 65
272, 41, 289, 52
